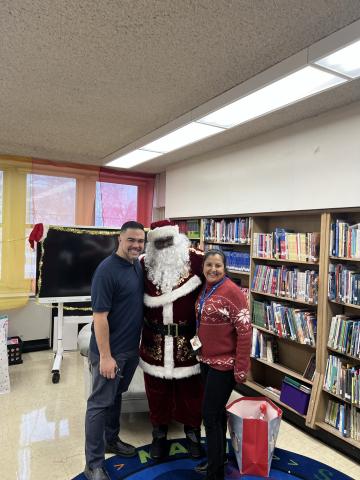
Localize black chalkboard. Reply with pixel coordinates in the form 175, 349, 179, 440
36, 226, 120, 300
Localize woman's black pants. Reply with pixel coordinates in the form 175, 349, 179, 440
200, 363, 235, 480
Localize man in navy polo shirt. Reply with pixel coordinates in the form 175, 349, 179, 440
84, 221, 145, 480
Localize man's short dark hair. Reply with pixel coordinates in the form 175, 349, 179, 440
120, 221, 145, 232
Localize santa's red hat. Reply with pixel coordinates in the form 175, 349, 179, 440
147, 219, 179, 242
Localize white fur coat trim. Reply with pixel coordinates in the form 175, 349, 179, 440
139, 358, 200, 380
144, 275, 202, 308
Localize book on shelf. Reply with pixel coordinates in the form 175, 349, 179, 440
205, 245, 250, 272
251, 299, 317, 346
330, 219, 360, 259
324, 399, 359, 439
328, 263, 360, 306
327, 314, 360, 357
263, 386, 281, 398
251, 264, 319, 304
253, 230, 320, 262
250, 328, 280, 363
324, 354, 360, 405
174, 219, 200, 239
252, 300, 267, 328
203, 217, 251, 243
303, 354, 316, 381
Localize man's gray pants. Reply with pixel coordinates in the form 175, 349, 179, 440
85, 350, 139, 469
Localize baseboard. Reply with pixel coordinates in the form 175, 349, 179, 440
22, 338, 50, 353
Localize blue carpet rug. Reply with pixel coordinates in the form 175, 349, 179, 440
73, 438, 354, 479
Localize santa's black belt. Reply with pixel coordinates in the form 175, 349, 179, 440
144, 318, 194, 337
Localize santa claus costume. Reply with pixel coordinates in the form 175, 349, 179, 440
139, 220, 204, 459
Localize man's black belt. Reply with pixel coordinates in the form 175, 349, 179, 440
144, 318, 194, 337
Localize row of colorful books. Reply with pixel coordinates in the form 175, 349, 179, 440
325, 400, 360, 440
174, 220, 200, 238
252, 264, 319, 304
252, 300, 317, 346
205, 245, 250, 272
324, 354, 360, 405
330, 220, 360, 259
253, 230, 320, 262
328, 263, 360, 306
203, 217, 251, 243
327, 315, 360, 358
223, 250, 250, 272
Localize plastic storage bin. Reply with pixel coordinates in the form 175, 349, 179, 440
279, 381, 310, 415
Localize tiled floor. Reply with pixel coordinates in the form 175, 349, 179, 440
0, 350, 359, 480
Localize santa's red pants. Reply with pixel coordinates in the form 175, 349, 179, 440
144, 372, 203, 428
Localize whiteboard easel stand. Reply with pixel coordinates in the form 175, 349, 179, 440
37, 296, 91, 384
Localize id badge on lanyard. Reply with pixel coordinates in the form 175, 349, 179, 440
190, 277, 226, 352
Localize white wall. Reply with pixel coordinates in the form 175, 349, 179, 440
165, 101, 360, 218
1, 298, 52, 342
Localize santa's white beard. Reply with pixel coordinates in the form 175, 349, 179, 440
145, 234, 190, 293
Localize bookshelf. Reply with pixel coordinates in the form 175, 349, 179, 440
202, 216, 252, 291
248, 212, 327, 427
172, 218, 202, 249
312, 212, 360, 450
171, 210, 360, 457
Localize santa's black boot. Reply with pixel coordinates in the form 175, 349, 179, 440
150, 425, 168, 460
184, 426, 203, 458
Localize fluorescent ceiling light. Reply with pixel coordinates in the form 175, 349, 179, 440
141, 122, 224, 153
314, 39, 360, 78
197, 66, 346, 128
106, 149, 162, 168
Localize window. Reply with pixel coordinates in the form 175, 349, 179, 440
25, 174, 77, 279
95, 181, 138, 227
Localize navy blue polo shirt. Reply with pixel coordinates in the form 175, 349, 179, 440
89, 252, 144, 356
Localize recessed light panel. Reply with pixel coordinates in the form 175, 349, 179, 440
314, 39, 360, 78
106, 149, 162, 169
198, 66, 346, 128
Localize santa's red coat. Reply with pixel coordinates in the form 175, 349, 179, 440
139, 248, 204, 379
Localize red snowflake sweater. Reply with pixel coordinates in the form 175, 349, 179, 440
196, 277, 252, 383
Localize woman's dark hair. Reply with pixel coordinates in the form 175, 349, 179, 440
203, 249, 227, 270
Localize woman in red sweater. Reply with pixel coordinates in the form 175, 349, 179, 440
194, 250, 252, 480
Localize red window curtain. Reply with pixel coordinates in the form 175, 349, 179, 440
99, 167, 155, 227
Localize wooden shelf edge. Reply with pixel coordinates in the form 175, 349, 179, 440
329, 256, 360, 262
251, 289, 318, 307
252, 256, 319, 266
251, 324, 316, 349
244, 380, 307, 419
228, 269, 250, 276
327, 346, 360, 362
329, 299, 360, 310
322, 388, 356, 406
204, 240, 251, 246
251, 357, 313, 384
316, 421, 360, 448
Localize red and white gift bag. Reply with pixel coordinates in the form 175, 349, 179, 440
227, 396, 282, 477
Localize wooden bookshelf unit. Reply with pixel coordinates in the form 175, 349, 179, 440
311, 211, 360, 451
171, 210, 360, 457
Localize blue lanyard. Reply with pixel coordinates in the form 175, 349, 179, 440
196, 277, 226, 330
